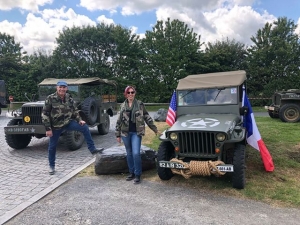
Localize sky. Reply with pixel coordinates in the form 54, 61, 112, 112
0, 0, 299, 55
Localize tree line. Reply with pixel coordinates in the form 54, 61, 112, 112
0, 17, 300, 105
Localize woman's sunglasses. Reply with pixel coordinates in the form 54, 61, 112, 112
127, 91, 135, 94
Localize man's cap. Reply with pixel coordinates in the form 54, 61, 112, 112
57, 81, 68, 87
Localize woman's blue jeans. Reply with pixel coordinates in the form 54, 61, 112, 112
48, 120, 96, 168
121, 132, 142, 176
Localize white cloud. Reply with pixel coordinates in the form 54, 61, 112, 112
0, 7, 97, 54
96, 15, 115, 25
0, 0, 53, 12
155, 4, 276, 48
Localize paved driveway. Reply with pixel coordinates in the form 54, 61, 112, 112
0, 111, 118, 224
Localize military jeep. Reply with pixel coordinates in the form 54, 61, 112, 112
4, 77, 118, 150
265, 89, 300, 123
157, 70, 248, 189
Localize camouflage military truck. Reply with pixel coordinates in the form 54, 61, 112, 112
4, 77, 118, 150
0, 80, 7, 115
265, 89, 300, 123
157, 70, 249, 189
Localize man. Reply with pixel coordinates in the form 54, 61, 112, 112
42, 80, 104, 175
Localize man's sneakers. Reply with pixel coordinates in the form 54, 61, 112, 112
126, 173, 135, 181
49, 167, 55, 175
91, 147, 104, 155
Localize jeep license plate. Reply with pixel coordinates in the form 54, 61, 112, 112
215, 165, 234, 172
159, 161, 185, 169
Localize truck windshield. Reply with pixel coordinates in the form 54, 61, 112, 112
39, 85, 79, 99
178, 87, 238, 106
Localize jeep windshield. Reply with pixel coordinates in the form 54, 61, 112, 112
178, 87, 238, 106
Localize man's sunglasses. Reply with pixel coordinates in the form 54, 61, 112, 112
127, 91, 135, 94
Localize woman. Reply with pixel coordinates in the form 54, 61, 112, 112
115, 86, 159, 184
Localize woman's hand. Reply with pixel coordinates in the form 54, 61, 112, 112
117, 137, 121, 143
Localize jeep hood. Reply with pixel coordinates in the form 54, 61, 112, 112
167, 114, 241, 132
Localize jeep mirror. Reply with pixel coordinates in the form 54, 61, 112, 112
240, 106, 248, 115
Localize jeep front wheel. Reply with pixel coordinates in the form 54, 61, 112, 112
279, 104, 300, 123
232, 144, 246, 189
157, 141, 175, 180
64, 131, 85, 151
97, 114, 110, 135
5, 119, 32, 149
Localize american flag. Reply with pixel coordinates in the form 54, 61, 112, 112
166, 91, 177, 126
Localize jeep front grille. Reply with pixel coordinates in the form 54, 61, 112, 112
22, 106, 43, 125
178, 132, 216, 158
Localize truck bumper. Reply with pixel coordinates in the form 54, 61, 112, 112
4, 125, 46, 134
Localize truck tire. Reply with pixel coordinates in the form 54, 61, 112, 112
97, 114, 110, 135
81, 97, 98, 125
64, 131, 84, 151
279, 104, 300, 123
5, 119, 32, 149
157, 141, 175, 180
232, 144, 246, 189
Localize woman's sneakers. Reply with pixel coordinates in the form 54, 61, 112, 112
126, 173, 135, 181
133, 175, 141, 184
126, 173, 141, 184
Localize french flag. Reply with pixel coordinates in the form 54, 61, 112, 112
243, 89, 275, 172
166, 91, 177, 126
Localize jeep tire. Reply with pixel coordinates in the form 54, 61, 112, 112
97, 113, 110, 135
64, 130, 85, 151
279, 103, 300, 123
157, 141, 175, 180
5, 119, 32, 149
232, 143, 246, 189
81, 97, 98, 125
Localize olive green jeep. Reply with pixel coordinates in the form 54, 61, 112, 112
157, 70, 249, 189
4, 77, 118, 150
265, 89, 300, 122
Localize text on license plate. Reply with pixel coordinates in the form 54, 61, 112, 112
215, 165, 234, 172
159, 161, 185, 169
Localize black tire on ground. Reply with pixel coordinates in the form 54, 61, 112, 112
97, 114, 110, 135
5, 119, 32, 149
157, 141, 175, 180
0, 108, 1, 115
279, 104, 300, 123
232, 144, 246, 189
64, 131, 85, 151
81, 97, 98, 125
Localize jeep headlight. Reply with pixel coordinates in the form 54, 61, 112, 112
216, 133, 226, 142
169, 133, 178, 140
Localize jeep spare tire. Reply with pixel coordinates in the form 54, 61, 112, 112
81, 97, 98, 125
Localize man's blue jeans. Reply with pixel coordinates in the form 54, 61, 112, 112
48, 120, 96, 168
121, 132, 142, 176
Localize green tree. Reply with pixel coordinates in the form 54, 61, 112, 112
204, 38, 248, 73
0, 33, 29, 101
52, 23, 143, 101
247, 17, 300, 98
141, 18, 204, 102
